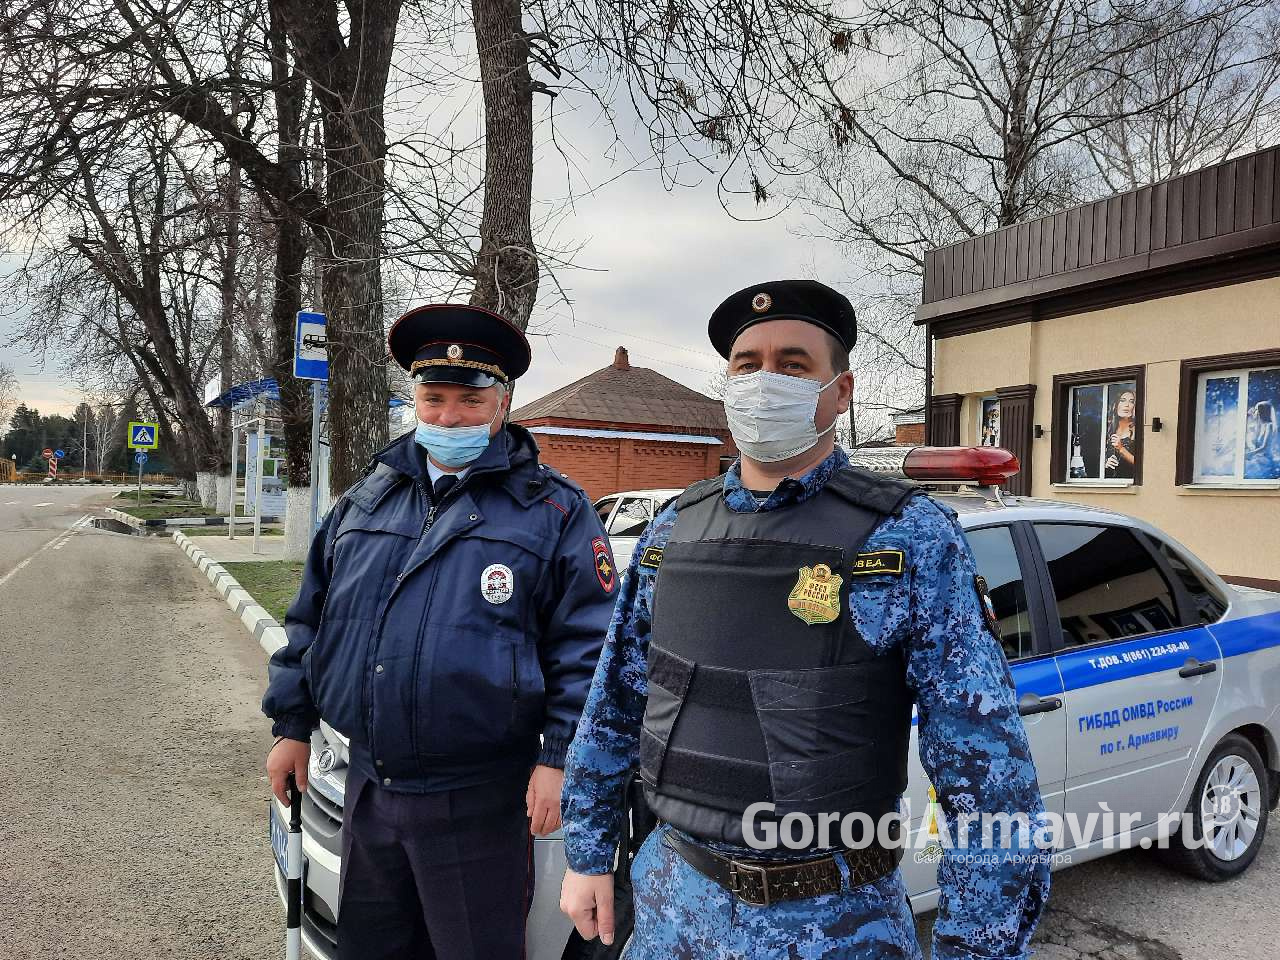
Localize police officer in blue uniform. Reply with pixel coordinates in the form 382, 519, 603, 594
559, 281, 1051, 959
263, 304, 618, 960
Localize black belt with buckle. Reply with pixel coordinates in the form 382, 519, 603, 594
662, 831, 903, 907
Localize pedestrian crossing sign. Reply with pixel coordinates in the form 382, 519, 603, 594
127, 421, 159, 450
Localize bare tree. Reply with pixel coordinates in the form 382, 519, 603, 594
89, 398, 124, 475
793, 0, 1276, 438
1077, 0, 1280, 190
0, 363, 18, 432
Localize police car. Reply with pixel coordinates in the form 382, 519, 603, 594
271, 446, 1280, 959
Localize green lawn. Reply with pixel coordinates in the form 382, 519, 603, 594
222, 561, 305, 624
114, 493, 262, 521
116, 500, 220, 520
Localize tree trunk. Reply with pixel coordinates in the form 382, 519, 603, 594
268, 10, 316, 556
318, 122, 390, 495
273, 0, 399, 494
217, 157, 241, 509
470, 0, 538, 330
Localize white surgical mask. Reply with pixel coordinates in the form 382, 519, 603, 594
723, 370, 841, 463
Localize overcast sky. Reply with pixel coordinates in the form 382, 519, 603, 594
0, 50, 854, 420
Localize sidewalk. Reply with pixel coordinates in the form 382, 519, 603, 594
184, 531, 286, 563
171, 530, 288, 656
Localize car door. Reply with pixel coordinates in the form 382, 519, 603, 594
901, 522, 1066, 901
1033, 522, 1224, 847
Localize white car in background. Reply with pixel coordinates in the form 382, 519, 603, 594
592, 489, 683, 566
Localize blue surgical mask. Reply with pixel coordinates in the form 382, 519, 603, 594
414, 407, 502, 468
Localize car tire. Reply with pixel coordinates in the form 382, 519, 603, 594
1160, 732, 1269, 881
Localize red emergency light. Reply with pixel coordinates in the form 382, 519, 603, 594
850, 446, 1020, 487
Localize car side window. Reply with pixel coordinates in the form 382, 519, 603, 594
594, 497, 617, 528
1034, 523, 1179, 647
964, 526, 1034, 662
609, 497, 653, 537
1153, 538, 1229, 625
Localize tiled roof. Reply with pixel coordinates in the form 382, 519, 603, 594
513, 353, 726, 434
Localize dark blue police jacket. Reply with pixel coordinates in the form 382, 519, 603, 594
262, 424, 617, 792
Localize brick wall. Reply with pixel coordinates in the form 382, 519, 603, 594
895, 423, 926, 446
535, 434, 729, 500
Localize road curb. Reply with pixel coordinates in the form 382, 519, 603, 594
106, 507, 280, 529
171, 530, 287, 657
106, 506, 147, 529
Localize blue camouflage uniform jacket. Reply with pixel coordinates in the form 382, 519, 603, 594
262, 424, 617, 792
563, 446, 1051, 959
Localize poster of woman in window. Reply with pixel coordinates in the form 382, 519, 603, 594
979, 397, 1000, 446
1196, 367, 1280, 481
1244, 369, 1279, 480
1067, 380, 1140, 481
1105, 388, 1138, 479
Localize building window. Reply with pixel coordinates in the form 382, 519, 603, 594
1052, 367, 1143, 485
1191, 366, 1280, 484
977, 397, 1001, 447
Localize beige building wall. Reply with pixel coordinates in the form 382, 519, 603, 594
932, 275, 1280, 581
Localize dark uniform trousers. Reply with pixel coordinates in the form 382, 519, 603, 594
338, 766, 534, 960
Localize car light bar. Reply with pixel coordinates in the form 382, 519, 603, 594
850, 446, 1020, 487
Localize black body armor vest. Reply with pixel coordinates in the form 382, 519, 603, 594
639, 466, 918, 847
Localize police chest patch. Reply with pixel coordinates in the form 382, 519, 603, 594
481, 563, 514, 604
639, 546, 664, 570
592, 538, 617, 594
850, 549, 905, 576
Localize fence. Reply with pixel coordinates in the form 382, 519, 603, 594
3, 471, 179, 485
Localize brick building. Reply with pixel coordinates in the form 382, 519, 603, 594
512, 347, 735, 500
892, 409, 926, 446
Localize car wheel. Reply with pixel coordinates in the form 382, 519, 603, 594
1160, 732, 1269, 881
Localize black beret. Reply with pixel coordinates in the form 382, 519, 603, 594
388, 304, 532, 387
708, 280, 856, 360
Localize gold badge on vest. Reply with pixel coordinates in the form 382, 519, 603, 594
787, 563, 844, 625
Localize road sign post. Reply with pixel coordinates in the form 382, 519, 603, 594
294, 311, 329, 538
134, 451, 148, 504
254, 399, 266, 555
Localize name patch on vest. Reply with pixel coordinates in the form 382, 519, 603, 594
639, 546, 664, 570
850, 549, 905, 576
787, 563, 844, 625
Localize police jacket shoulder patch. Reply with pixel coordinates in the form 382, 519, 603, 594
974, 574, 1001, 640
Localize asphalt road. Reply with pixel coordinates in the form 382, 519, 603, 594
0, 485, 277, 959
0, 483, 1274, 959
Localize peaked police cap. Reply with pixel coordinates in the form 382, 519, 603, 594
388, 304, 532, 387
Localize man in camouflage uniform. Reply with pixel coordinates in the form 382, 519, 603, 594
559, 281, 1050, 959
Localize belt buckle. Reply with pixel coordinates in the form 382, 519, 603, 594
727, 858, 770, 907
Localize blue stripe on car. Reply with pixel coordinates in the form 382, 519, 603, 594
907, 609, 1280, 726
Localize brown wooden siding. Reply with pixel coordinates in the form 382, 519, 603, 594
921, 145, 1280, 312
